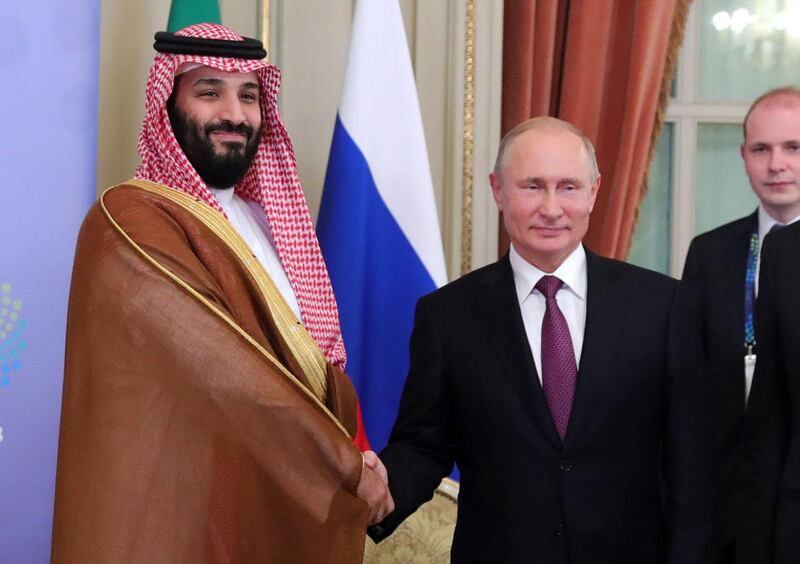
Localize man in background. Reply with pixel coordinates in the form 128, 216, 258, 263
370, 117, 714, 563
52, 23, 391, 563
682, 86, 800, 563
736, 87, 800, 564
745, 224, 800, 564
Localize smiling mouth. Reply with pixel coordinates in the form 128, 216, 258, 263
533, 226, 566, 236
210, 131, 247, 142
766, 181, 797, 190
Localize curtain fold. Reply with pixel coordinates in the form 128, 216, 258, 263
501, 0, 566, 127
500, 0, 691, 259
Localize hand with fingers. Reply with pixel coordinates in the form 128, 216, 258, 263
357, 450, 395, 525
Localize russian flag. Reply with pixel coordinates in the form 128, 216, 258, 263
317, 0, 447, 451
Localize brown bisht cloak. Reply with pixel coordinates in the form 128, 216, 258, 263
52, 181, 368, 563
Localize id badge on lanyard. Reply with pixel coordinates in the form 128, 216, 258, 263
744, 349, 756, 408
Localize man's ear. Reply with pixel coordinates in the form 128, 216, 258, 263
588, 174, 601, 213
490, 172, 503, 211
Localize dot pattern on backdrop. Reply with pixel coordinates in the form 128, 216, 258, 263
0, 283, 26, 388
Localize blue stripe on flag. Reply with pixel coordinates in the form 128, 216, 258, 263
318, 116, 436, 450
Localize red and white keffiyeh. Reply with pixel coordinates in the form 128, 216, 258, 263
135, 23, 346, 369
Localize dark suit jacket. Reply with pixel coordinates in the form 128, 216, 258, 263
743, 223, 800, 564
682, 211, 757, 551
371, 250, 715, 564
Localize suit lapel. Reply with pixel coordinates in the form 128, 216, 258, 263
728, 211, 757, 279
477, 256, 562, 450
563, 251, 627, 452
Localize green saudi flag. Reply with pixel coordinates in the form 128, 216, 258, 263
167, 0, 221, 32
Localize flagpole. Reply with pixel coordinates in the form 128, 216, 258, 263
260, 0, 270, 59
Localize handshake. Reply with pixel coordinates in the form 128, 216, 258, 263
357, 450, 395, 525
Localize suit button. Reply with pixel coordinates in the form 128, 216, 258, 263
559, 460, 572, 472
555, 523, 566, 537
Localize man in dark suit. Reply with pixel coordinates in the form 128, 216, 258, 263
368, 117, 715, 563
738, 90, 800, 564
745, 223, 800, 564
682, 87, 800, 563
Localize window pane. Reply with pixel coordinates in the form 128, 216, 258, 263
698, 0, 800, 102
695, 123, 758, 234
628, 124, 673, 274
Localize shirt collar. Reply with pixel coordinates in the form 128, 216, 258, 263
509, 244, 587, 304
758, 205, 800, 243
208, 186, 236, 207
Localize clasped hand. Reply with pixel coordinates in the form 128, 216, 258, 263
357, 450, 395, 525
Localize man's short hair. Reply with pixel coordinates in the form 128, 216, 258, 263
494, 116, 600, 183
742, 86, 800, 140
166, 74, 183, 114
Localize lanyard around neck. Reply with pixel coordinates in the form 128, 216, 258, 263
743, 227, 759, 355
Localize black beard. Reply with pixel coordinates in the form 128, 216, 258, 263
168, 106, 261, 189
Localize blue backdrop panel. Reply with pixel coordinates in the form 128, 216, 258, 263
0, 1, 99, 561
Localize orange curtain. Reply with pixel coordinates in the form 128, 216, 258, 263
501, 0, 689, 259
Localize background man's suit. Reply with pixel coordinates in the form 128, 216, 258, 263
682, 210, 757, 558
371, 250, 715, 564
744, 222, 800, 564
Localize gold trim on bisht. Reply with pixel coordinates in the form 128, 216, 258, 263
99, 180, 347, 437
461, 0, 476, 276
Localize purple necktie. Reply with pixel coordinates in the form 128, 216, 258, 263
536, 275, 577, 440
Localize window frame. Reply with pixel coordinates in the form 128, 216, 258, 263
664, 2, 750, 277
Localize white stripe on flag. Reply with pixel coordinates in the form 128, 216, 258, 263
338, 0, 447, 287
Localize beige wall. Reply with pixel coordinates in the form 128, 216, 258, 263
97, 0, 501, 277
269, 0, 352, 219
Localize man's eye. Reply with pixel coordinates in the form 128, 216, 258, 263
787, 143, 800, 152
199, 90, 219, 98
241, 93, 258, 102
751, 146, 767, 153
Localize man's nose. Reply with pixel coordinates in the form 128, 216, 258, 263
769, 149, 788, 172
218, 95, 247, 124
539, 190, 563, 217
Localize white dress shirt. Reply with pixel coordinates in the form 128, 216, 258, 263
509, 244, 587, 383
755, 205, 800, 295
209, 187, 303, 321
